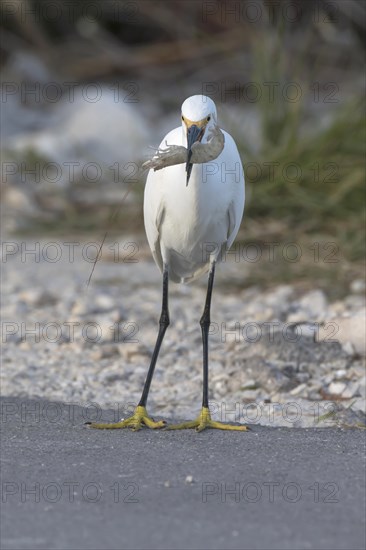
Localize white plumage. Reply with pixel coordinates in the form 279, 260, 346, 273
144, 95, 245, 283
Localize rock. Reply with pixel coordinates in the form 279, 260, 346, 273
1, 52, 54, 140
334, 369, 347, 379
242, 301, 274, 321
19, 289, 58, 307
350, 279, 366, 294
71, 298, 90, 316
344, 295, 366, 310
342, 342, 356, 356
118, 343, 151, 362
295, 323, 318, 340
85, 311, 121, 344
94, 294, 116, 312
341, 383, 360, 399
100, 371, 125, 384
287, 312, 306, 323
239, 379, 257, 389
3, 87, 152, 230
8, 88, 150, 168
318, 309, 366, 356
350, 398, 366, 413
322, 374, 334, 385
2, 187, 40, 232
290, 290, 328, 322
359, 380, 366, 399
289, 383, 307, 396
328, 382, 347, 395
263, 285, 294, 317
240, 389, 260, 401
244, 357, 296, 393
90, 345, 121, 361
329, 301, 346, 315
296, 372, 310, 383
18, 341, 31, 350
72, 294, 119, 316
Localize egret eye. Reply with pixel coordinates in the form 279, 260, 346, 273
181, 115, 184, 121
207, 116, 211, 121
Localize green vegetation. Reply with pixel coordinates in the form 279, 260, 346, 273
231, 31, 365, 296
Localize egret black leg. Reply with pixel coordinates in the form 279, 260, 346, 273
88, 266, 169, 430
138, 266, 170, 407
168, 261, 248, 431
200, 263, 216, 408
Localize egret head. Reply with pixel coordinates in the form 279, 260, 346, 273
181, 95, 217, 185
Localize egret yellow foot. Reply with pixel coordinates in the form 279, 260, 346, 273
168, 407, 248, 432
86, 406, 166, 431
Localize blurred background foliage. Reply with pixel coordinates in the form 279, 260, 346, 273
1, 0, 365, 296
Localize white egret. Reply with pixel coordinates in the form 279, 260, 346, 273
90, 95, 247, 431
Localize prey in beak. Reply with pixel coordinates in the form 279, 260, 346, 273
185, 124, 205, 186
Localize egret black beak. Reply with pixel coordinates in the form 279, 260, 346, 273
186, 124, 204, 186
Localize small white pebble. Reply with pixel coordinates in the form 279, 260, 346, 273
290, 383, 307, 396
342, 342, 355, 356
334, 369, 347, 379
328, 382, 347, 395
350, 279, 365, 294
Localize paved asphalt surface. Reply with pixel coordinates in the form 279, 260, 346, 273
1, 397, 365, 550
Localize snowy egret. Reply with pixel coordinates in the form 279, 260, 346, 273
90, 95, 247, 431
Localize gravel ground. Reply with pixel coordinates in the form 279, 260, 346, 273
2, 237, 365, 428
